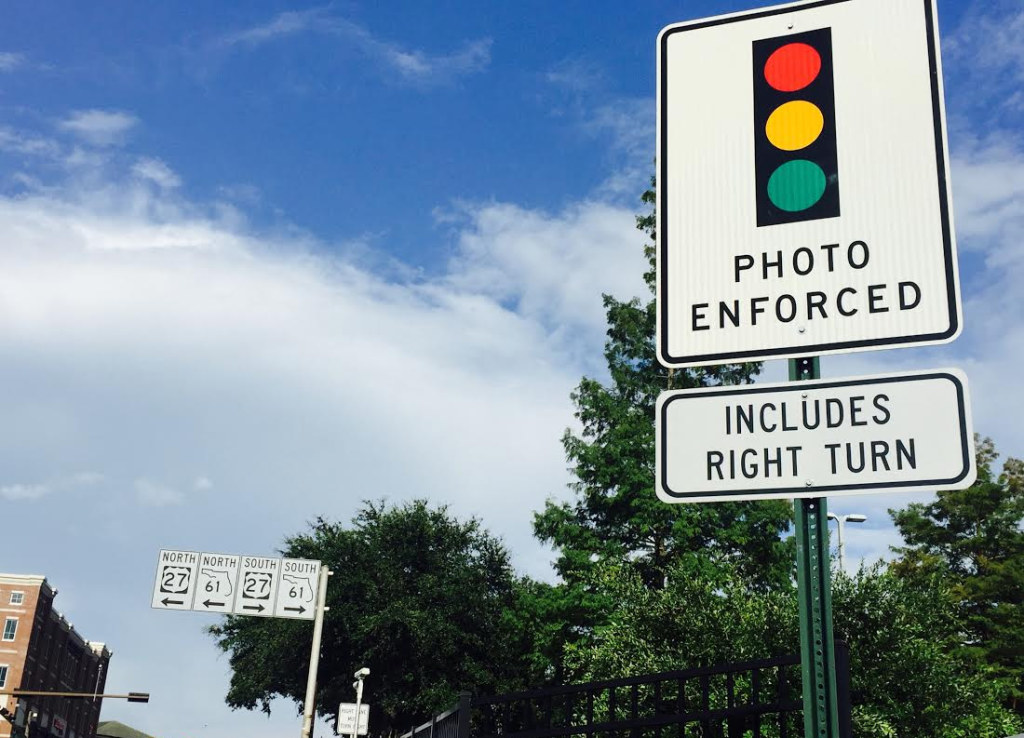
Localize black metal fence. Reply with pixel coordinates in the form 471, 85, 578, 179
401, 642, 851, 738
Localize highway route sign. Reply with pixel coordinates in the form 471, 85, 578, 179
233, 556, 281, 617
193, 553, 241, 614
274, 558, 321, 620
152, 550, 323, 620
151, 549, 200, 610
337, 703, 369, 736
657, 0, 961, 366
656, 369, 974, 502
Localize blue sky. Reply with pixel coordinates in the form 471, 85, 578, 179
1, 1, 1022, 737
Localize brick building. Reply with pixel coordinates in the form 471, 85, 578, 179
0, 574, 111, 738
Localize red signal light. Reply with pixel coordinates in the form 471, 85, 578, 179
764, 43, 821, 92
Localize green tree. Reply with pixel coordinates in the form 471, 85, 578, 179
561, 559, 798, 682
209, 500, 539, 735
561, 559, 1022, 738
532, 181, 795, 674
890, 436, 1024, 712
831, 565, 1022, 738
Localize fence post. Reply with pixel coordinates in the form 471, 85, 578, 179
457, 691, 473, 738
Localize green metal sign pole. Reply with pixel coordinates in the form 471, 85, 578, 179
789, 357, 840, 738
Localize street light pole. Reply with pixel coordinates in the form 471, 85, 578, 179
351, 668, 369, 738
827, 513, 867, 571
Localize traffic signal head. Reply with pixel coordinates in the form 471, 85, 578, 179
753, 28, 840, 226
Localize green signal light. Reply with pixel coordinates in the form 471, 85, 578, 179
766, 160, 826, 212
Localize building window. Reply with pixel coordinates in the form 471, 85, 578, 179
0, 664, 8, 688
62, 645, 81, 682
9, 592, 24, 605
2, 618, 17, 641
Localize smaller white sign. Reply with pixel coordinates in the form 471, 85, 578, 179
337, 703, 369, 736
656, 369, 975, 502
193, 553, 241, 614
274, 558, 320, 620
232, 556, 281, 617
152, 549, 200, 610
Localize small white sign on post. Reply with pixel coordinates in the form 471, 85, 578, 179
656, 369, 975, 502
151, 549, 200, 610
337, 703, 369, 736
274, 558, 321, 620
232, 556, 281, 617
193, 553, 241, 614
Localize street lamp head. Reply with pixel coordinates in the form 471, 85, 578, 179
354, 667, 370, 679
846, 514, 867, 523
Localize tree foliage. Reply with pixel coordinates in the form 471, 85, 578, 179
561, 559, 798, 683
209, 500, 538, 735
890, 436, 1024, 712
831, 564, 1021, 738
532, 179, 795, 677
559, 559, 1022, 738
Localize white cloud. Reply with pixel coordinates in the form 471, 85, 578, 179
538, 62, 654, 200
0, 51, 24, 71
59, 109, 138, 147
217, 183, 261, 205
0, 472, 104, 501
132, 157, 181, 189
215, 9, 490, 87
1, 482, 49, 500
0, 151, 642, 565
945, 4, 1024, 84
219, 7, 331, 47
135, 478, 185, 507
0, 126, 61, 158
443, 200, 647, 349
943, 3, 1024, 120
0, 158, 639, 738
545, 58, 605, 94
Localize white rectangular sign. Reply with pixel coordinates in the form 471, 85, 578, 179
657, 0, 961, 366
193, 553, 241, 614
337, 703, 369, 736
656, 369, 974, 502
274, 558, 321, 620
151, 549, 200, 610
232, 556, 281, 617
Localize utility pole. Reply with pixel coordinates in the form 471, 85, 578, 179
300, 567, 333, 738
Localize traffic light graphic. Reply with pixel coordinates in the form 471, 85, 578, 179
753, 28, 839, 227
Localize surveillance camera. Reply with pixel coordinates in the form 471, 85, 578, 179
354, 667, 370, 679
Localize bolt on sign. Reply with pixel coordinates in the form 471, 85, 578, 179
656, 0, 962, 366
655, 369, 975, 502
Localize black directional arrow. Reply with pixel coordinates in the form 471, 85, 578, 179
242, 604, 265, 613
283, 606, 307, 614
202, 600, 225, 608
161, 598, 184, 606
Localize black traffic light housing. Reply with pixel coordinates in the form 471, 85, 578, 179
753, 27, 840, 227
